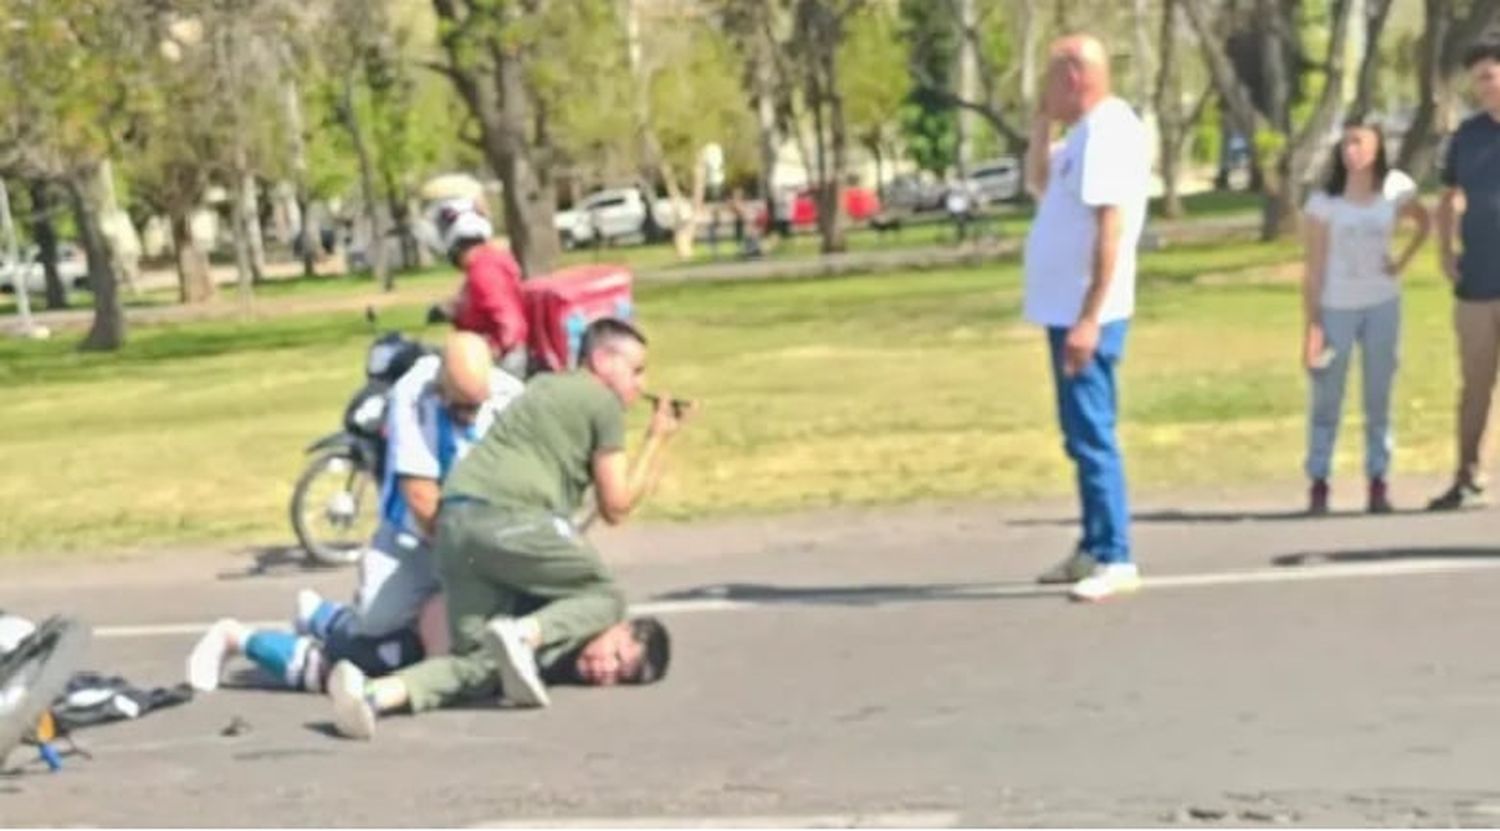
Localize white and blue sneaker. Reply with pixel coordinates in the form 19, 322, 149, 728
327, 661, 376, 740
1069, 563, 1143, 602
186, 619, 243, 692
482, 618, 550, 708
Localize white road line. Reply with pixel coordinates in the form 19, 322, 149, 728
469, 811, 962, 828
93, 557, 1500, 640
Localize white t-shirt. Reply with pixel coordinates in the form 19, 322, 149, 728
1303, 170, 1416, 310
1023, 97, 1151, 327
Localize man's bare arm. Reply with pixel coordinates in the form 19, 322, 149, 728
398, 476, 441, 536
590, 435, 671, 527
1025, 116, 1054, 199
1080, 204, 1121, 324
1437, 186, 1465, 284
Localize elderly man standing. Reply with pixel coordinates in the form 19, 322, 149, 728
1023, 35, 1150, 602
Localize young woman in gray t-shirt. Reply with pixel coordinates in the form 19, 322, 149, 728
1301, 120, 1431, 515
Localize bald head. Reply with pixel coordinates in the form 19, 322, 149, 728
1043, 34, 1111, 123
439, 332, 493, 418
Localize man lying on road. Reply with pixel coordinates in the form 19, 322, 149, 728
182, 595, 670, 695
327, 318, 690, 739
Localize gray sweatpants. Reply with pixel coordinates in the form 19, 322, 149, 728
350, 522, 439, 638
1305, 298, 1401, 481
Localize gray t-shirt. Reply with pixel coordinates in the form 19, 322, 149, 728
1443, 113, 1500, 300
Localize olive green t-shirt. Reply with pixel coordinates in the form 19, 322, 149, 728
443, 372, 626, 516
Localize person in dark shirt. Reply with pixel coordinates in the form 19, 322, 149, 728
1430, 41, 1500, 510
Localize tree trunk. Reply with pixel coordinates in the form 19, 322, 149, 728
825, 44, 849, 254
388, 190, 420, 271
431, 0, 559, 278
28, 179, 67, 309
802, 1, 847, 255
625, 0, 694, 260
954, 0, 978, 177
280, 59, 317, 278
1019, 0, 1040, 110
221, 142, 254, 303
1261, 154, 1301, 239
241, 172, 267, 285
171, 206, 214, 304
1258, 0, 1291, 133
1348, 0, 1394, 120
1131, 0, 1154, 112
70, 167, 124, 351
94, 159, 141, 297
339, 75, 390, 289
1186, 0, 1353, 239
1396, 0, 1456, 179
1154, 0, 1187, 219
491, 12, 561, 278
752, 19, 782, 237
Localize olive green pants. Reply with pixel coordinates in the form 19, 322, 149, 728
395, 500, 625, 712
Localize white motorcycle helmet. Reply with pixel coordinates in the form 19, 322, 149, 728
427, 198, 494, 263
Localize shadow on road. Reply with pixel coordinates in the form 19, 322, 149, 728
216, 546, 343, 581
651, 580, 1061, 608
1272, 546, 1500, 568
1011, 507, 1432, 527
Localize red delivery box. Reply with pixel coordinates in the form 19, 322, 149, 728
522, 264, 636, 372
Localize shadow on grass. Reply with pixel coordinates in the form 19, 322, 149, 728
650, 579, 1063, 609
0, 308, 437, 387
1272, 546, 1500, 568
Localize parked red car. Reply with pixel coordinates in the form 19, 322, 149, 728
755, 186, 882, 232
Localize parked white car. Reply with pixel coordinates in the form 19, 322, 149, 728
0, 244, 89, 294
964, 157, 1023, 205
555, 188, 678, 248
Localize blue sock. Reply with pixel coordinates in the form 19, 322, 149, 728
244, 631, 310, 689
308, 600, 346, 641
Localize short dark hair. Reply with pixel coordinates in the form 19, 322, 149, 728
626, 616, 671, 685
1465, 40, 1500, 69
579, 317, 647, 362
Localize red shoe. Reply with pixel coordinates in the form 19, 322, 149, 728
1368, 478, 1393, 515
1308, 479, 1330, 516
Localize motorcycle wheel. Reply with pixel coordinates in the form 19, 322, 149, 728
289, 447, 378, 567
0, 617, 89, 772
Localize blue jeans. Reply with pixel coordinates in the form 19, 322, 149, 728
1047, 321, 1132, 564
1305, 299, 1400, 481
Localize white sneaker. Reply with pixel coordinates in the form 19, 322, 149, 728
327, 661, 376, 740
1069, 563, 1143, 602
186, 619, 240, 692
294, 589, 324, 635
1037, 549, 1097, 584
482, 618, 550, 708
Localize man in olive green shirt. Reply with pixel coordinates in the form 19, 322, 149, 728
326, 318, 689, 739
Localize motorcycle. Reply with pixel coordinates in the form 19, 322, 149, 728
0, 616, 89, 772
288, 311, 433, 566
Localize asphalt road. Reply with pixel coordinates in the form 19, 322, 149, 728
4, 483, 1500, 827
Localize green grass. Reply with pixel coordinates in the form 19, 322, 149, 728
11, 222, 1422, 559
